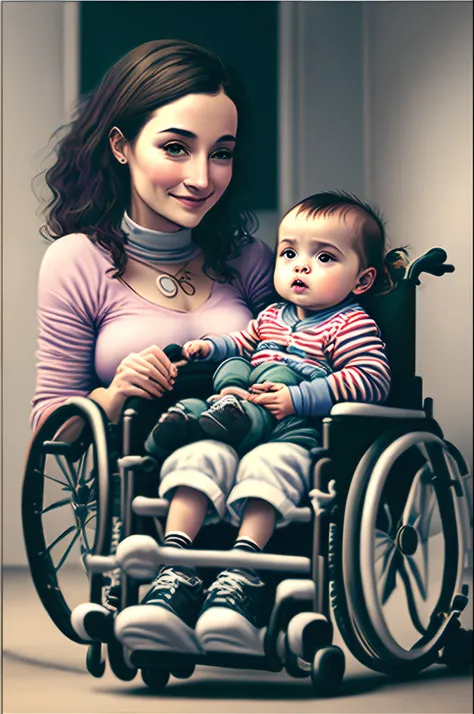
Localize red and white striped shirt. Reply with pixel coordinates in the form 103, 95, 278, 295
205, 299, 391, 416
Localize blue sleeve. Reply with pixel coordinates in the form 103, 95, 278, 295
202, 336, 241, 361
288, 379, 334, 417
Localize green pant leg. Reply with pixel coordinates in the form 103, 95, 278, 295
236, 399, 275, 453
249, 362, 302, 387
269, 415, 322, 451
249, 363, 320, 450
174, 397, 209, 419
212, 357, 252, 392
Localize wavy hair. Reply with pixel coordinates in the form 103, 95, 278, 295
38, 39, 257, 281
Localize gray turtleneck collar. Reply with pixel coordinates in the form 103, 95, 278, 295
121, 211, 198, 264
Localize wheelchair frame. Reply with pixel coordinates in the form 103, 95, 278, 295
22, 247, 473, 694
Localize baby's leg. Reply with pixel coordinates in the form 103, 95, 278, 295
195, 442, 312, 653
199, 357, 273, 447
145, 397, 208, 458
114, 440, 240, 653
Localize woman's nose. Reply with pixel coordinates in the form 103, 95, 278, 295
185, 157, 210, 191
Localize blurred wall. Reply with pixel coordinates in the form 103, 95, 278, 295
3, 2, 74, 565
364, 1, 473, 469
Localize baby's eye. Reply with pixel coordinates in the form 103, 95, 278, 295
211, 148, 234, 161
281, 248, 297, 260
163, 143, 188, 157
318, 252, 336, 263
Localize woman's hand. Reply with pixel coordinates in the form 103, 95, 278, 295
105, 345, 177, 418
248, 382, 295, 420
182, 339, 212, 360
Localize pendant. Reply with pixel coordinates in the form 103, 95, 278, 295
156, 275, 178, 298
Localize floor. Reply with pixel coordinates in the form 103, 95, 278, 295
3, 568, 473, 714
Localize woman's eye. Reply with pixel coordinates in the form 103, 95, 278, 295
163, 143, 188, 157
318, 253, 336, 263
282, 249, 297, 259
212, 149, 234, 161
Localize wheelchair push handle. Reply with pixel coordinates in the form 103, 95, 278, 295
406, 247, 455, 285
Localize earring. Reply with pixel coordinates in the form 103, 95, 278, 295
119, 158, 126, 164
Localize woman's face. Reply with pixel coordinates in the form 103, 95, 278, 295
117, 91, 238, 232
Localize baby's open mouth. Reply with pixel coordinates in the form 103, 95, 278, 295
292, 279, 308, 288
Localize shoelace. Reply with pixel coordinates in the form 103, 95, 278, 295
146, 569, 181, 601
207, 571, 248, 603
208, 395, 241, 413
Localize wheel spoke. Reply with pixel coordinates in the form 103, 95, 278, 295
398, 561, 427, 635
77, 450, 91, 486
41, 497, 71, 515
54, 455, 76, 490
404, 547, 428, 600
54, 529, 81, 572
44, 525, 77, 556
44, 472, 72, 491
380, 548, 400, 605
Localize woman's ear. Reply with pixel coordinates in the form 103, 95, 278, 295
109, 127, 128, 165
352, 267, 377, 295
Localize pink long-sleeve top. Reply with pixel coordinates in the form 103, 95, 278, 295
31, 232, 274, 431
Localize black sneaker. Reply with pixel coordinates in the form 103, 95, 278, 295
199, 395, 251, 444
145, 406, 204, 458
141, 566, 205, 629
199, 569, 271, 629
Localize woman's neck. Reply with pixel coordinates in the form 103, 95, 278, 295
121, 211, 198, 265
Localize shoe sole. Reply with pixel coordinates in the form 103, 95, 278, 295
115, 605, 203, 655
195, 606, 265, 655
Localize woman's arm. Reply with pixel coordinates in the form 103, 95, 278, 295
31, 235, 101, 432
31, 236, 175, 438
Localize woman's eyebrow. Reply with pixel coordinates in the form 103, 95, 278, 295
157, 128, 236, 143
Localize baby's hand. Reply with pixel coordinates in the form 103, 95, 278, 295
248, 382, 295, 420
182, 339, 211, 360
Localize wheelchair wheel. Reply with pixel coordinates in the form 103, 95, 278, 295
22, 398, 112, 643
141, 667, 170, 693
311, 645, 345, 696
342, 429, 468, 674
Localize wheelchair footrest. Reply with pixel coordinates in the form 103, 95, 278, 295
130, 649, 280, 672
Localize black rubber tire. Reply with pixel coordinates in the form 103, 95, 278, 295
107, 639, 137, 681
170, 664, 196, 679
22, 398, 112, 643
342, 430, 462, 672
86, 642, 106, 678
141, 667, 170, 692
284, 635, 311, 678
311, 645, 345, 696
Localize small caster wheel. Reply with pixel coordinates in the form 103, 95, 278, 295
284, 636, 310, 678
171, 664, 195, 679
86, 642, 105, 678
107, 640, 137, 681
440, 627, 473, 671
141, 667, 170, 693
311, 645, 345, 696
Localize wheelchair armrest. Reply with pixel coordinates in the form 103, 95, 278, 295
329, 403, 426, 419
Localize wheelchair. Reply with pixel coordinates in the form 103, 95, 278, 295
22, 247, 473, 695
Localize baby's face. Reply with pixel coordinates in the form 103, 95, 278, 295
274, 208, 372, 316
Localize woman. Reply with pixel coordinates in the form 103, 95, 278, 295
34, 38, 307, 658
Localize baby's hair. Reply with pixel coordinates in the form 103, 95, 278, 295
285, 190, 388, 294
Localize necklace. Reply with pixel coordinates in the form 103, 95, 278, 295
130, 255, 196, 298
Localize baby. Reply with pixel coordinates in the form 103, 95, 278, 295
116, 191, 392, 650
145, 191, 391, 459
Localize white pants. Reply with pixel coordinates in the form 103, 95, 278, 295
159, 440, 311, 527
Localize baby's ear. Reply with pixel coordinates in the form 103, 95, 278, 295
353, 267, 376, 295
